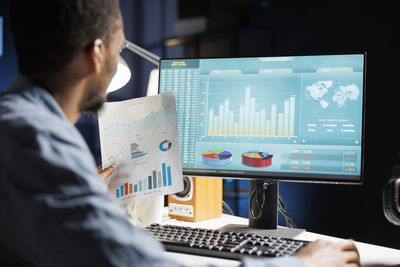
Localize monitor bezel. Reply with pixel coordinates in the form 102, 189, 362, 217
158, 52, 367, 185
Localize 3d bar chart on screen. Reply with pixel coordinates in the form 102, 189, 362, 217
98, 93, 183, 203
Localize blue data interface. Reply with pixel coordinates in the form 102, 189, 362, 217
159, 54, 364, 181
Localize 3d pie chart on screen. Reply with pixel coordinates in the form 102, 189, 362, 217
201, 150, 232, 166
241, 151, 273, 167
159, 140, 172, 151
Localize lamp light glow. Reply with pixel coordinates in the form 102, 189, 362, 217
107, 56, 131, 93
146, 69, 159, 96
106, 40, 161, 93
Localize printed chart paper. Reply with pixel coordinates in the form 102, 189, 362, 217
98, 92, 183, 204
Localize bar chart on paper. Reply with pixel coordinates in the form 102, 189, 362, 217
205, 87, 297, 138
116, 162, 173, 201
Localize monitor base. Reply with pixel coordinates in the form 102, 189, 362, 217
249, 180, 278, 229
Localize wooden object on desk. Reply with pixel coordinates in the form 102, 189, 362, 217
168, 177, 222, 222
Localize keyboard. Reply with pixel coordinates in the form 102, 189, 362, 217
146, 224, 309, 260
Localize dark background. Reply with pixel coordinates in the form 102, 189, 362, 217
1, 0, 400, 249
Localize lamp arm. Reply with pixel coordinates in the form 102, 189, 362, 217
124, 40, 160, 67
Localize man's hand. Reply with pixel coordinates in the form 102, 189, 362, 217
97, 164, 117, 183
296, 239, 360, 267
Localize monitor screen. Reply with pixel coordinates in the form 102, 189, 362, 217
159, 54, 366, 184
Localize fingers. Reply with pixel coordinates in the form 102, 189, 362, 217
339, 240, 360, 265
339, 239, 358, 251
99, 164, 117, 181
343, 250, 360, 264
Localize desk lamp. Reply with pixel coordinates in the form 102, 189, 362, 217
106, 40, 160, 93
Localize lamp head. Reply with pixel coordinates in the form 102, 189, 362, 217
106, 39, 160, 93
106, 56, 131, 93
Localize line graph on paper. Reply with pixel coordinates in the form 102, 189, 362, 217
104, 104, 172, 137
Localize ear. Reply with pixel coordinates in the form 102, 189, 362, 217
89, 38, 105, 74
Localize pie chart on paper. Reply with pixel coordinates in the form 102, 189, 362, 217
201, 150, 232, 166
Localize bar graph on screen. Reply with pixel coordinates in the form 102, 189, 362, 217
206, 87, 296, 138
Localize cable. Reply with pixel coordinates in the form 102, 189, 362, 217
249, 186, 261, 219
222, 200, 234, 215
249, 181, 297, 228
249, 181, 267, 220
278, 193, 297, 228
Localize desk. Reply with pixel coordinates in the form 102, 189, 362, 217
157, 212, 400, 267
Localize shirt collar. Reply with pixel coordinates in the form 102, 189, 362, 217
7, 73, 69, 122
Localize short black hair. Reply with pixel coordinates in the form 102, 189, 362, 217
10, 0, 122, 76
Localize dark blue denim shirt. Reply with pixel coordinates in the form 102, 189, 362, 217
0, 74, 304, 267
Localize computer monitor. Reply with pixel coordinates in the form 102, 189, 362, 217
158, 53, 366, 229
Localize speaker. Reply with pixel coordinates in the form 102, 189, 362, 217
168, 177, 222, 222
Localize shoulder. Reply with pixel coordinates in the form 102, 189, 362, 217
1, 87, 83, 144
0, 89, 104, 197
0, 89, 93, 170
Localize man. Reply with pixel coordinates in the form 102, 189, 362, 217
0, 0, 360, 266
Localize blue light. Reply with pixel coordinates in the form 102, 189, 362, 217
0, 16, 3, 58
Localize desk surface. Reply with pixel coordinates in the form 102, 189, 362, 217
157, 213, 400, 267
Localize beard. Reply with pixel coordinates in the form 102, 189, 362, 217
79, 54, 117, 116
79, 85, 106, 116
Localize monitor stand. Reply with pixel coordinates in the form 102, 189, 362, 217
218, 180, 305, 239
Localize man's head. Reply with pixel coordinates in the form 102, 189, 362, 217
10, 0, 124, 115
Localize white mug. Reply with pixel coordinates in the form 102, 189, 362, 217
126, 195, 164, 227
